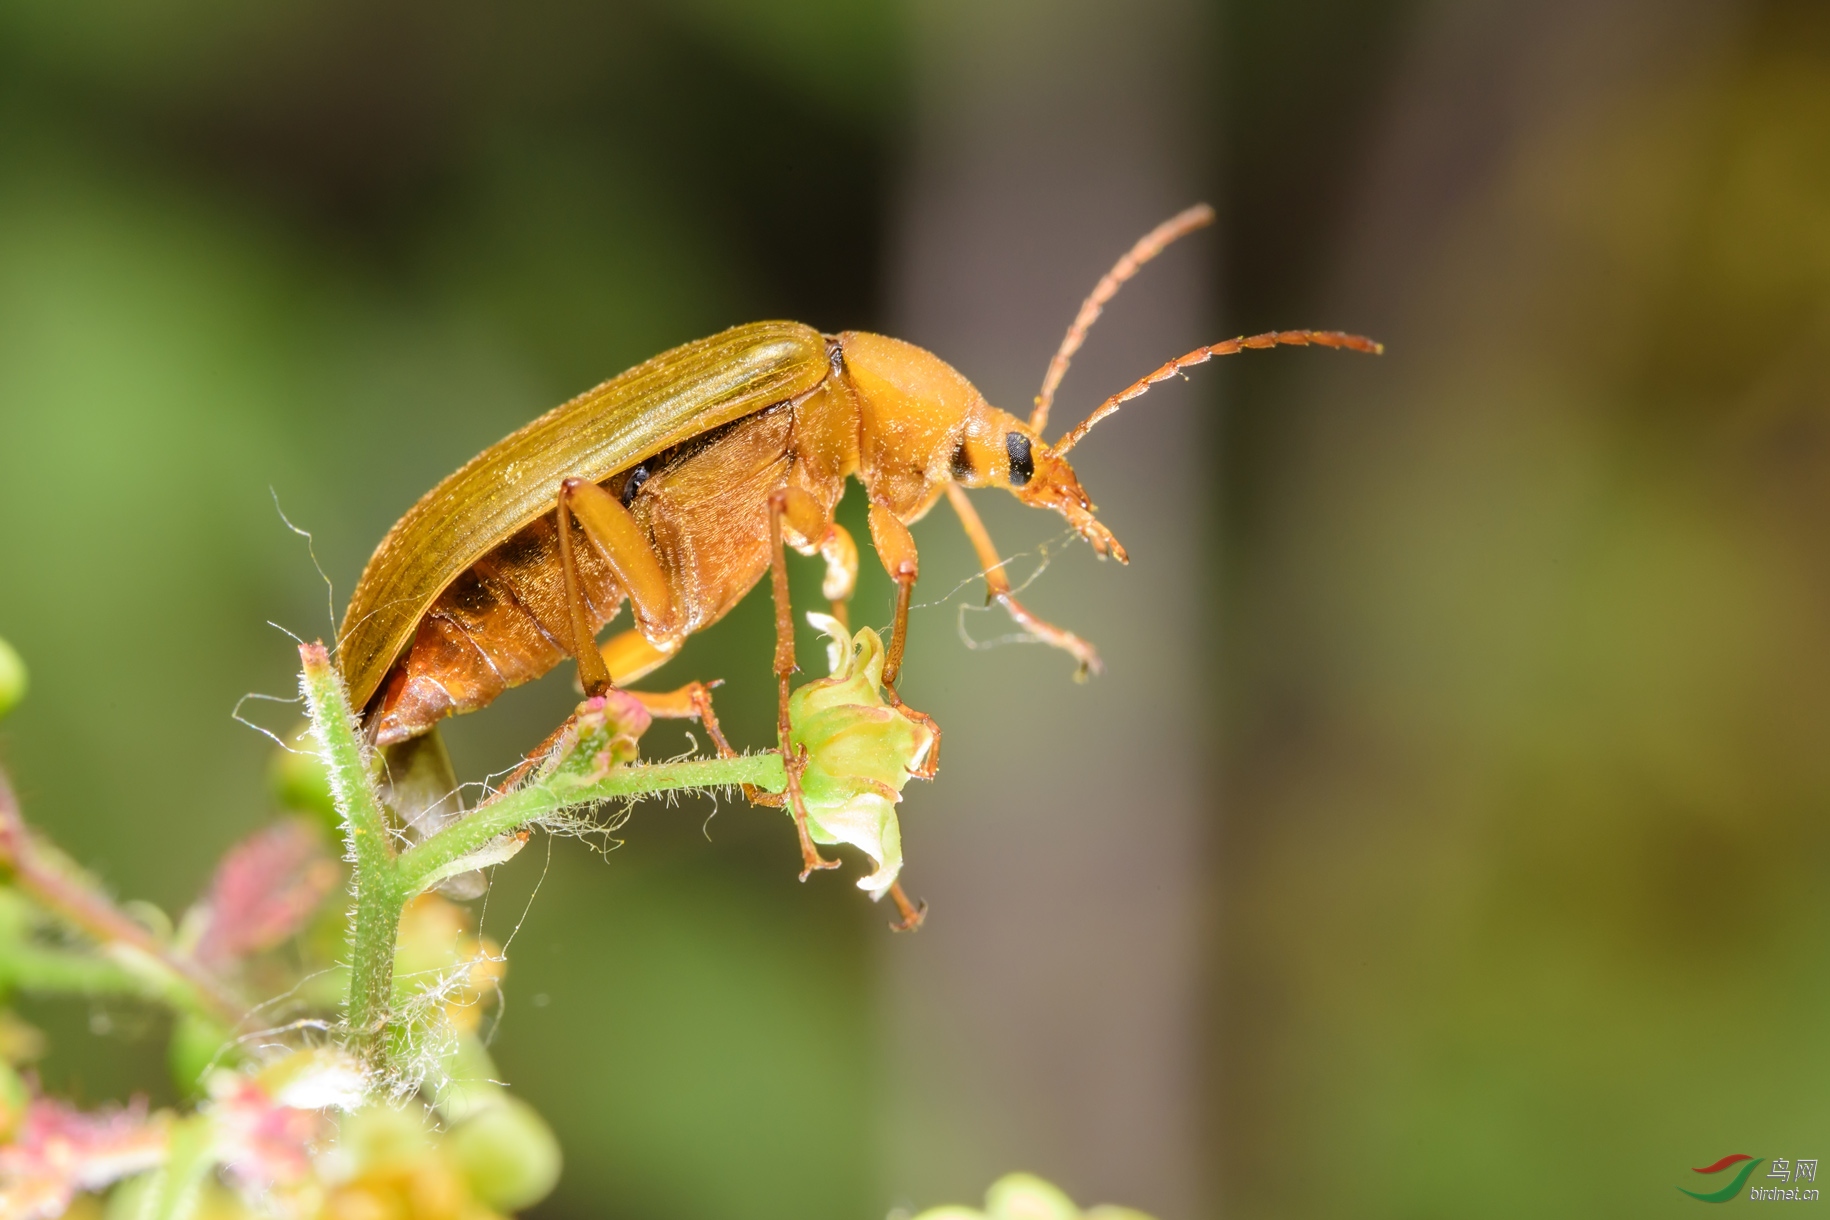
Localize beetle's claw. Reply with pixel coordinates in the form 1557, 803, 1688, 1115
887, 882, 927, 932
798, 849, 841, 881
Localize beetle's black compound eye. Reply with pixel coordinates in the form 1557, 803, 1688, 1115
621, 463, 651, 507
1005, 433, 1034, 487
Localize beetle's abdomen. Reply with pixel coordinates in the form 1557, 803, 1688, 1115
368, 395, 851, 747
370, 513, 624, 746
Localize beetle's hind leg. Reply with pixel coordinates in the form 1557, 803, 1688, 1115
944, 483, 1102, 679
556, 483, 614, 697
557, 476, 682, 693
496, 479, 688, 794
770, 488, 841, 878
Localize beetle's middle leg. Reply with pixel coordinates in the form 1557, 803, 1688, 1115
618, 683, 738, 762
771, 487, 841, 878
943, 483, 1103, 678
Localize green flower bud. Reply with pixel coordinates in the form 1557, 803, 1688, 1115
0, 1057, 26, 1142
446, 1096, 562, 1212
105, 1172, 152, 1220
0, 636, 26, 720
788, 617, 936, 898
336, 1103, 435, 1172
269, 722, 337, 832
911, 1173, 1159, 1220
985, 1174, 1080, 1220
0, 1010, 45, 1065
168, 1013, 233, 1096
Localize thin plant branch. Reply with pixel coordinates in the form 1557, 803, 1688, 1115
297, 641, 787, 1085
0, 769, 245, 1027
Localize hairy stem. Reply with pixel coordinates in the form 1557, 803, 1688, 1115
143, 1114, 216, 1220
299, 642, 787, 1085
298, 642, 400, 1072
0, 939, 185, 1005
394, 753, 785, 898
0, 770, 244, 1027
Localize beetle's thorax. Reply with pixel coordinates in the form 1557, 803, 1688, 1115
834, 330, 1125, 558
836, 331, 974, 518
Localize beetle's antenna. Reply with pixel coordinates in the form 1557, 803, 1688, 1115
270, 488, 338, 641
1031, 203, 1216, 437
1050, 329, 1383, 456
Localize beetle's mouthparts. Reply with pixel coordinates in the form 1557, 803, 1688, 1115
1027, 484, 1126, 562
1014, 458, 1129, 563
1075, 511, 1128, 563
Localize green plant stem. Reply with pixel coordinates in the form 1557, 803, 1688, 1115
0, 939, 182, 1004
394, 753, 784, 897
299, 642, 787, 1084
298, 642, 400, 1070
0, 769, 244, 1027
143, 1114, 216, 1220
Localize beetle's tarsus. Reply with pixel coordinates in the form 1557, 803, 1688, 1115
884, 691, 940, 780
888, 882, 927, 932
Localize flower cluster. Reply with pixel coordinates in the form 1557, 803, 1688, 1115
912, 1172, 1158, 1220
788, 618, 936, 898
0, 647, 560, 1220
0, 1045, 556, 1220
0, 1097, 167, 1219
0, 631, 1177, 1220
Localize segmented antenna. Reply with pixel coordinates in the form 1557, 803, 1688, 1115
1050, 329, 1383, 456
1030, 203, 1216, 437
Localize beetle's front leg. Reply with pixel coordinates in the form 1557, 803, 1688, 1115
943, 483, 1102, 678
866, 504, 940, 779
773, 492, 858, 630
771, 488, 841, 878
818, 521, 859, 632
867, 504, 918, 687
886, 881, 927, 932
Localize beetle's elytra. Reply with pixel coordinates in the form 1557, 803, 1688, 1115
336, 204, 1379, 913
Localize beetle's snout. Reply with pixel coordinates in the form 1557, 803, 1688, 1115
1061, 501, 1126, 563
1078, 512, 1128, 563
1015, 450, 1129, 563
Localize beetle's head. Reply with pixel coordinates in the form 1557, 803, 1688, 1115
836, 330, 1127, 562
953, 403, 1128, 563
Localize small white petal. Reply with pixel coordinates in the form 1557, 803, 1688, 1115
808, 793, 903, 898
805, 611, 849, 675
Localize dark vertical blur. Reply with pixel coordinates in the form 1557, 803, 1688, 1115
1218, 0, 1830, 1215
880, 1, 1211, 1216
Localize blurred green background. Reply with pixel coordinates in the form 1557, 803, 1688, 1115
3, 1, 1829, 1217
